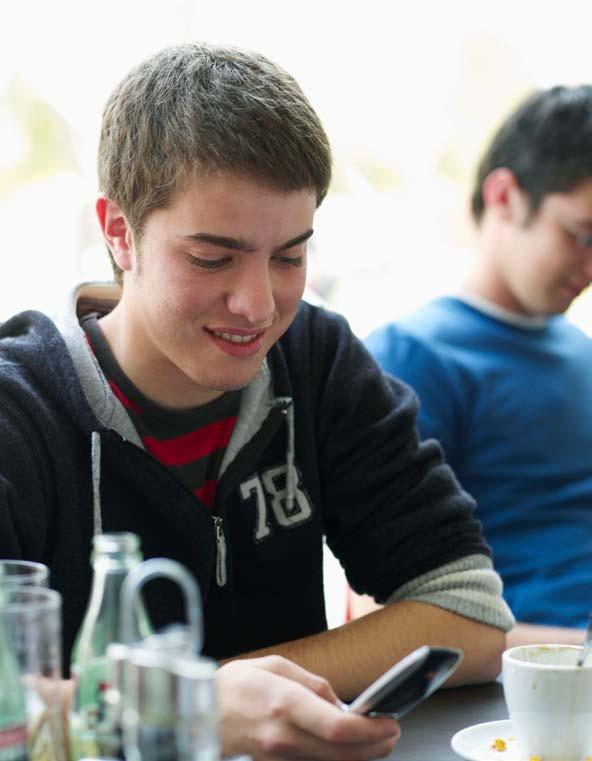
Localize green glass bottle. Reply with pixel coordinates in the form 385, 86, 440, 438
69, 533, 152, 760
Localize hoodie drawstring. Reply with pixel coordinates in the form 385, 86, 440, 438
272, 396, 295, 512
91, 431, 103, 535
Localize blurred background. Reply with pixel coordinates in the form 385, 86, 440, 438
3, 0, 592, 624
3, 0, 592, 335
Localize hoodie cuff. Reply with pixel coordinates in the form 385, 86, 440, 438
384, 553, 515, 632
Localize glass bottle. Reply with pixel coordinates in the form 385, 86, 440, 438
69, 532, 151, 760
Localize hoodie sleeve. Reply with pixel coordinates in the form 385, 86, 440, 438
0, 476, 24, 555
0, 395, 51, 560
307, 309, 513, 631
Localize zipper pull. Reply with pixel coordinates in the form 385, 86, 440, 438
213, 516, 227, 587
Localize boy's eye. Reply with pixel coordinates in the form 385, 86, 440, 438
186, 255, 229, 270
274, 255, 304, 268
576, 232, 592, 249
185, 252, 305, 269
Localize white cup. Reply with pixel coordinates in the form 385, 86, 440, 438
502, 644, 592, 761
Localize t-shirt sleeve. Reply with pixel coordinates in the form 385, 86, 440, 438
365, 323, 464, 464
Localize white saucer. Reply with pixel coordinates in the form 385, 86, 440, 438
451, 719, 521, 761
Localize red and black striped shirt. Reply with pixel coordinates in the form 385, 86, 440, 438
83, 316, 240, 509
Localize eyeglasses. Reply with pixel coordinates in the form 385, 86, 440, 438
557, 218, 592, 250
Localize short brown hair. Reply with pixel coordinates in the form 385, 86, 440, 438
98, 43, 333, 284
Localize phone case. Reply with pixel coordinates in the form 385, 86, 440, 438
347, 645, 463, 718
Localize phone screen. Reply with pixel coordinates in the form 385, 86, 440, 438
347, 645, 463, 718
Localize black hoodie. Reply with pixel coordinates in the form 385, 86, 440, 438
0, 288, 511, 669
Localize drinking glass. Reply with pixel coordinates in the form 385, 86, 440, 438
0, 586, 65, 761
0, 559, 49, 587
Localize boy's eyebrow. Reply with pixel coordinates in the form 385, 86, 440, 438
179, 228, 314, 253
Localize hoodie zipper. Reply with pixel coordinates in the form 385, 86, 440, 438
104, 430, 225, 594
104, 394, 291, 592
212, 515, 227, 587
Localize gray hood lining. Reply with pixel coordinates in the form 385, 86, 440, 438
58, 284, 143, 447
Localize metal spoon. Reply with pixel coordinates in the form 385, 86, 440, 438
576, 611, 592, 667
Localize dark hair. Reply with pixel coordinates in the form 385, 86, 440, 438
471, 85, 592, 222
98, 43, 332, 284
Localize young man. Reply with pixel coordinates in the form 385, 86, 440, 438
365, 85, 592, 647
0, 42, 511, 710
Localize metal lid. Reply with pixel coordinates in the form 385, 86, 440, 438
168, 653, 217, 715
124, 648, 216, 719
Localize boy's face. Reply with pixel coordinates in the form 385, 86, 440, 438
109, 174, 316, 407
499, 178, 592, 315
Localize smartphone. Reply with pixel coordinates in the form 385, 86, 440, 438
345, 645, 463, 718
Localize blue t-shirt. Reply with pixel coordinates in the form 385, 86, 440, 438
366, 296, 592, 628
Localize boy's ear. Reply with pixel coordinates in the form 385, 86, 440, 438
96, 196, 135, 273
481, 168, 526, 223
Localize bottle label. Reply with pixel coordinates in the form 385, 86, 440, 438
72, 657, 109, 715
70, 658, 108, 760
